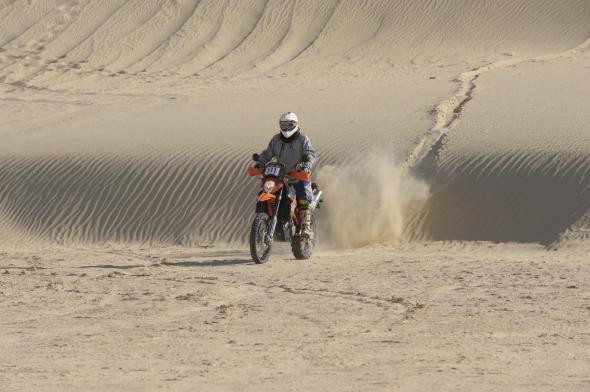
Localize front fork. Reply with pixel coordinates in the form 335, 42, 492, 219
265, 188, 283, 245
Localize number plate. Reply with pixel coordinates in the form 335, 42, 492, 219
264, 166, 281, 177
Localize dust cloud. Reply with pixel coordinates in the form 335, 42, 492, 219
316, 153, 429, 248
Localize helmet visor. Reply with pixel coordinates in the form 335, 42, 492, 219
280, 120, 297, 132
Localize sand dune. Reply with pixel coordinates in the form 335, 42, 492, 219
405, 40, 590, 247
407, 151, 590, 245
0, 152, 265, 245
1, 0, 589, 86
0, 148, 355, 245
1, 0, 590, 247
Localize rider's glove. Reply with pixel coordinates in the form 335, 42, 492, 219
296, 163, 311, 173
253, 162, 263, 169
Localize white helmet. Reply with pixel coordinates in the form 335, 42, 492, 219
279, 112, 299, 138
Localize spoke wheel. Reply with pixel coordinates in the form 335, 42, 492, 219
250, 213, 272, 263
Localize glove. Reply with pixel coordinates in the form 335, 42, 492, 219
296, 163, 311, 173
253, 162, 263, 169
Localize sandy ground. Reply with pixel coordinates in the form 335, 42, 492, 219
1, 243, 589, 391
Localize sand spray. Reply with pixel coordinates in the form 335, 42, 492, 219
315, 153, 429, 248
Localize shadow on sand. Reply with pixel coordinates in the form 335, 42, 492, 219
79, 258, 252, 270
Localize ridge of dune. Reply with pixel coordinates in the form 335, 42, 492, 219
405, 150, 590, 245
405, 35, 590, 171
0, 148, 351, 245
404, 35, 590, 247
0, 152, 249, 245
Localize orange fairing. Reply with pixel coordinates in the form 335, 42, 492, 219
258, 193, 277, 202
248, 167, 263, 176
288, 171, 310, 181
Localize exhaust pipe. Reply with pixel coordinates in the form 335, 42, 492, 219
308, 190, 322, 211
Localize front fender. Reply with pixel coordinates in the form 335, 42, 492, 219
257, 192, 277, 202
256, 200, 275, 216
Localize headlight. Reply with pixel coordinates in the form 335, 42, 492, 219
263, 180, 275, 193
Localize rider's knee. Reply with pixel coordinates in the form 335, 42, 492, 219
297, 199, 309, 210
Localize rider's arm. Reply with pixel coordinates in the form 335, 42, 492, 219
258, 137, 275, 164
302, 136, 317, 170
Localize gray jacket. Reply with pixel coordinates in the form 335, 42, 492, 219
258, 131, 317, 173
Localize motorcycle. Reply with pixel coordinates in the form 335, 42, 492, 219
247, 155, 322, 263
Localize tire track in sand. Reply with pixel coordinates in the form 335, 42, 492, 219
402, 35, 590, 245
403, 35, 590, 172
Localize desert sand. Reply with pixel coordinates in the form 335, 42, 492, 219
1, 0, 590, 390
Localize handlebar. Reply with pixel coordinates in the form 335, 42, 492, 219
287, 171, 311, 181
247, 167, 310, 181
247, 167, 263, 176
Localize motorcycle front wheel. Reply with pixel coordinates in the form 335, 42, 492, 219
250, 212, 272, 264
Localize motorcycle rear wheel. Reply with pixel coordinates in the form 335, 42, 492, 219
250, 212, 272, 264
291, 215, 316, 260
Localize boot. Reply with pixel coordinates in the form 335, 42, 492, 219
299, 209, 313, 238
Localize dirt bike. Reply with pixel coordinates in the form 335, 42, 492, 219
247, 156, 322, 264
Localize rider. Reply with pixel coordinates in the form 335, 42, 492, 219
256, 112, 317, 237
